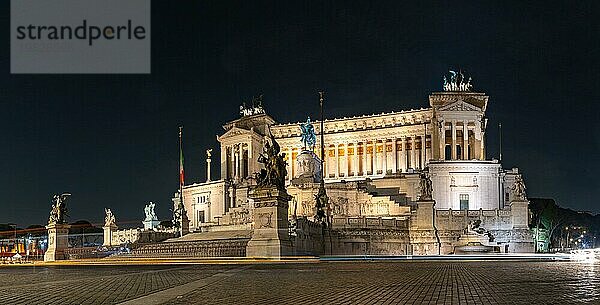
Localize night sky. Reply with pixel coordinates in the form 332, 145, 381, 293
1, 1, 598, 227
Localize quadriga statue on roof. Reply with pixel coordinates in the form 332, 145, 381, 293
254, 131, 287, 190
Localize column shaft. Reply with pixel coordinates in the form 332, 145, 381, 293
451, 121, 457, 160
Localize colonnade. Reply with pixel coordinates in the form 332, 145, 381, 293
221, 143, 251, 180
438, 120, 481, 161
285, 136, 431, 181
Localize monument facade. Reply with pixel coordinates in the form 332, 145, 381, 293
172, 73, 534, 255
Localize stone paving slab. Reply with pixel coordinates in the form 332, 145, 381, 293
0, 261, 598, 304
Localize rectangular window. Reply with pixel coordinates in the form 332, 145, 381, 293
459, 194, 469, 210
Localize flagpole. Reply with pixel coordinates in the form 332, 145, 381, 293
178, 126, 184, 237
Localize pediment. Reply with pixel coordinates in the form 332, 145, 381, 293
219, 126, 253, 140
438, 100, 482, 112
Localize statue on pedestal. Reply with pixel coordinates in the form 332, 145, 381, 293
48, 193, 71, 225
300, 117, 317, 151
144, 202, 158, 221
254, 132, 287, 190
419, 171, 433, 201
104, 208, 116, 227
143, 202, 160, 230
511, 175, 527, 201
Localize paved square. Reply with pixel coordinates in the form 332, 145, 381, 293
0, 261, 598, 304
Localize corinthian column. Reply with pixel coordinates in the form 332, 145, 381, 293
463, 121, 469, 160
353, 142, 359, 176
451, 121, 457, 160
391, 138, 397, 174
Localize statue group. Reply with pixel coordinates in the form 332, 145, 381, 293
511, 175, 527, 201
48, 193, 71, 225
443, 70, 473, 92
254, 132, 288, 190
144, 202, 158, 221
239, 94, 266, 117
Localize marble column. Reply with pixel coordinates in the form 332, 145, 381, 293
234, 145, 239, 179
334, 144, 339, 178
382, 139, 387, 175
411, 137, 417, 169
221, 145, 227, 180
391, 138, 397, 174
342, 144, 348, 177
451, 121, 457, 160
287, 147, 292, 182
373, 140, 378, 174
463, 121, 469, 160
354, 143, 359, 176
362, 143, 368, 176
420, 136, 426, 169
400, 137, 406, 172
248, 142, 253, 175
439, 120, 446, 160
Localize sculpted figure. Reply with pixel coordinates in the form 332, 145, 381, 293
511, 175, 527, 201
104, 208, 116, 226
255, 131, 287, 190
419, 172, 433, 201
48, 193, 71, 225
144, 202, 157, 221
299, 117, 317, 151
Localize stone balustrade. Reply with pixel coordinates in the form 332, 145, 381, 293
130, 239, 249, 258
332, 216, 409, 229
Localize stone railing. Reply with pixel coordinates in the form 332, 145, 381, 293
130, 239, 249, 258
64, 247, 111, 260
435, 208, 514, 231
332, 216, 409, 230
292, 217, 325, 256
111, 228, 175, 245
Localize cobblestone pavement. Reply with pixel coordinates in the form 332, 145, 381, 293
0, 261, 598, 304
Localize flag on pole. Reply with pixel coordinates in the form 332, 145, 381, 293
179, 127, 184, 187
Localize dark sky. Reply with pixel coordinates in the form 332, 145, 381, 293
1, 1, 598, 227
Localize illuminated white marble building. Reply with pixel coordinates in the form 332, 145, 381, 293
173, 74, 533, 253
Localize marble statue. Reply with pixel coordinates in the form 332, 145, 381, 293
299, 117, 317, 151
314, 184, 328, 224
419, 172, 433, 201
254, 131, 287, 190
144, 202, 158, 221
104, 208, 116, 226
206, 149, 212, 158
48, 193, 71, 225
511, 175, 527, 201
443, 70, 473, 92
239, 94, 266, 117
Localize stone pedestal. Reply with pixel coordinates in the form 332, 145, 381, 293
246, 187, 293, 258
103, 224, 117, 246
411, 200, 441, 255
415, 200, 435, 229
142, 219, 160, 230
510, 200, 529, 229
180, 212, 190, 236
44, 223, 71, 262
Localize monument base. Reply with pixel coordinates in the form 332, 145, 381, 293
142, 219, 160, 230
44, 223, 71, 262
246, 187, 293, 258
103, 224, 117, 246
